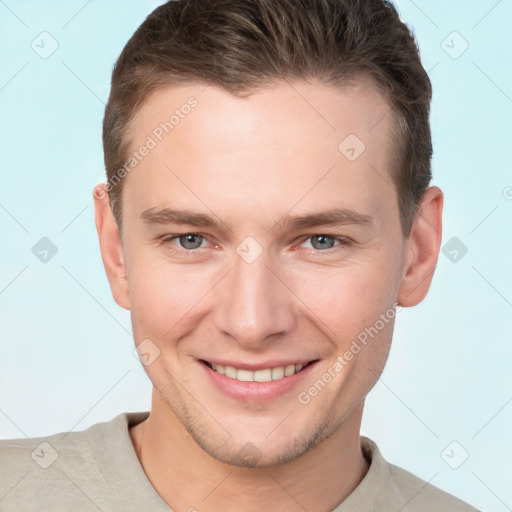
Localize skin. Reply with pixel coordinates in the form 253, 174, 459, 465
94, 77, 443, 512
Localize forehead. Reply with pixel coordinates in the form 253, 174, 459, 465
128, 77, 392, 152
123, 78, 397, 230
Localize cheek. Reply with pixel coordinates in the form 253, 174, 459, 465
290, 255, 400, 341
126, 251, 213, 340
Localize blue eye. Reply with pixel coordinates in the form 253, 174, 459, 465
300, 235, 342, 251
161, 233, 207, 251
160, 233, 347, 256
309, 235, 336, 250
177, 234, 204, 249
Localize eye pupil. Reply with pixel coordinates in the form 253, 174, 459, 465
179, 234, 203, 249
311, 235, 335, 250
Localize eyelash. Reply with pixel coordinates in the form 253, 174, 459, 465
159, 233, 351, 256
159, 233, 214, 257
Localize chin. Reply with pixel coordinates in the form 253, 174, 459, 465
185, 411, 341, 469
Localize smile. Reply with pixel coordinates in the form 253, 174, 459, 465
202, 360, 315, 383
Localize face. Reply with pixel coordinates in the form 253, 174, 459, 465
107, 78, 409, 466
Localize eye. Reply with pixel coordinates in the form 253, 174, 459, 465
176, 233, 204, 250
161, 233, 207, 251
303, 235, 338, 250
311, 235, 335, 250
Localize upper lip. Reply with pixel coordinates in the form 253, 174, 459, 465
200, 358, 317, 371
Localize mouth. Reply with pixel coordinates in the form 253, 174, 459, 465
200, 359, 318, 383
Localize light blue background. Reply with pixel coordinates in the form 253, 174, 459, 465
1, 1, 511, 510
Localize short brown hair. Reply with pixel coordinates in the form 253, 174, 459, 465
103, 0, 432, 236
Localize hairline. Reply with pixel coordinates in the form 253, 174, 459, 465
110, 75, 410, 238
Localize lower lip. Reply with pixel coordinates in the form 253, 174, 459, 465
199, 361, 317, 403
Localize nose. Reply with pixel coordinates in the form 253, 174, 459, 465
213, 249, 296, 349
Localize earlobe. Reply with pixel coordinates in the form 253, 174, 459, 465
397, 186, 443, 307
93, 184, 130, 310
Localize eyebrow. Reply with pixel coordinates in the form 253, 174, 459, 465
141, 207, 373, 231
140, 207, 222, 229
280, 208, 374, 230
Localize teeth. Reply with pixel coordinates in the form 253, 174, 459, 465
209, 362, 307, 382
254, 369, 272, 382
236, 369, 253, 382
225, 366, 237, 379
284, 365, 295, 376
271, 367, 284, 380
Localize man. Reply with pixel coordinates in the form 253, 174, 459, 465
0, 0, 479, 510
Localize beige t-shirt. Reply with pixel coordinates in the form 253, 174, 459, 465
0, 412, 478, 511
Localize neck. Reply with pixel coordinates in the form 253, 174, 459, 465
130, 390, 369, 512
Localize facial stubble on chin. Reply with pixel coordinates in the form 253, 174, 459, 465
155, 381, 356, 469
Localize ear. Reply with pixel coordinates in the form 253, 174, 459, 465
93, 184, 130, 310
398, 186, 443, 307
